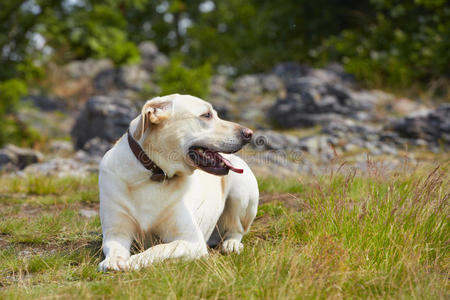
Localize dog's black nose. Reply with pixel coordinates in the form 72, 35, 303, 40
241, 127, 253, 142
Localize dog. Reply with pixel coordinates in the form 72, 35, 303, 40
98, 94, 259, 271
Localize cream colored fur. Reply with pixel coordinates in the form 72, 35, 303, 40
98, 94, 259, 271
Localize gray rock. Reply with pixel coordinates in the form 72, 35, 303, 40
260, 74, 283, 93
269, 81, 372, 128
116, 65, 150, 91
79, 209, 98, 218
74, 150, 102, 164
389, 104, 450, 147
93, 64, 151, 93
232, 75, 262, 96
138, 41, 169, 72
64, 58, 113, 79
81, 137, 111, 159
273, 62, 355, 87
21, 94, 66, 111
251, 130, 301, 151
93, 68, 117, 93
285, 76, 325, 94
0, 145, 43, 170
138, 41, 159, 57
116, 65, 151, 91
23, 158, 96, 177
71, 95, 138, 149
380, 144, 398, 155
364, 142, 381, 155
211, 75, 228, 87
298, 135, 334, 157
272, 62, 309, 80
268, 63, 380, 128
210, 76, 233, 102
269, 93, 346, 127
49, 140, 74, 155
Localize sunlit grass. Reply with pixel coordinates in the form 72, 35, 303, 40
0, 164, 448, 299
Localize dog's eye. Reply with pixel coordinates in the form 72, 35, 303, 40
200, 112, 212, 119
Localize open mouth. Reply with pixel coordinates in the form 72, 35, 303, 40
188, 147, 243, 176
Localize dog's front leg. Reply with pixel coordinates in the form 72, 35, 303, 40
98, 170, 135, 272
99, 234, 132, 271
98, 206, 135, 271
217, 169, 259, 254
128, 202, 207, 270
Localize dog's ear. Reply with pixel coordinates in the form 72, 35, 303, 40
134, 100, 171, 140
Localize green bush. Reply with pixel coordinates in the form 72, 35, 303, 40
44, 4, 140, 65
0, 79, 27, 116
156, 57, 211, 99
0, 79, 41, 147
315, 0, 450, 88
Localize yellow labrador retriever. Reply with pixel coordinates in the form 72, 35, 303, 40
98, 94, 259, 271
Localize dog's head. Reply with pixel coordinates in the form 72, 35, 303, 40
130, 94, 253, 177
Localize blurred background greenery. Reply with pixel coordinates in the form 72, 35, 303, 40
0, 0, 449, 146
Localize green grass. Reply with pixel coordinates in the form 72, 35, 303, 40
0, 164, 448, 299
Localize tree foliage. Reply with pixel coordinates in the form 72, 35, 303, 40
156, 57, 211, 98
1, 0, 449, 86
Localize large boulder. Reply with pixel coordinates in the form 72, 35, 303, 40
0, 145, 43, 171
71, 96, 138, 150
268, 69, 376, 128
268, 92, 347, 127
389, 104, 450, 146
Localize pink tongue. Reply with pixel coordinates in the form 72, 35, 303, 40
220, 156, 244, 174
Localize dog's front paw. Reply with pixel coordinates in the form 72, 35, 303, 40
221, 239, 243, 254
98, 256, 130, 272
128, 253, 153, 270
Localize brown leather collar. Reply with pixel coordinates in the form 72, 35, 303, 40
127, 129, 167, 182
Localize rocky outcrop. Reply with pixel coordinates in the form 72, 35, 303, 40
71, 96, 138, 151
268, 75, 378, 128
49, 58, 449, 178
266, 62, 390, 128
388, 104, 450, 147
0, 145, 43, 171
273, 62, 355, 86
251, 120, 403, 159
